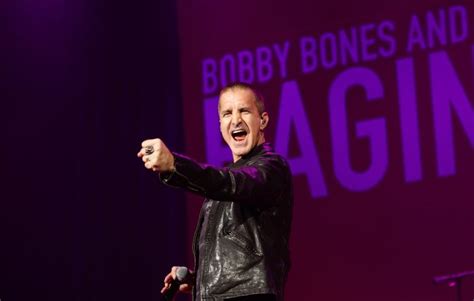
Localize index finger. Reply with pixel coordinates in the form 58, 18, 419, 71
141, 138, 160, 148
164, 272, 174, 284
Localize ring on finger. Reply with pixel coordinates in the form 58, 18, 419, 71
144, 145, 154, 155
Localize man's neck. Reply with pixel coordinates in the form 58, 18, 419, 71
232, 139, 266, 162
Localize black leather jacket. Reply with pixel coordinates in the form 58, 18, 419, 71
162, 143, 293, 301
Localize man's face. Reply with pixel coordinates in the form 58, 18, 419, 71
218, 88, 268, 162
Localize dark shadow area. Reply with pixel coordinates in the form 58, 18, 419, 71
1, 0, 187, 300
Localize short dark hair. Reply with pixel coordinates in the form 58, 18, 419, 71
219, 82, 266, 114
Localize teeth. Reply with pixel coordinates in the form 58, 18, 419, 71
231, 129, 247, 139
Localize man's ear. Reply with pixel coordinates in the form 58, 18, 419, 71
260, 112, 269, 130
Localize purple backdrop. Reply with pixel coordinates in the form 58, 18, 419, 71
177, 1, 474, 300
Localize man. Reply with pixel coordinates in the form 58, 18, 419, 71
137, 83, 293, 301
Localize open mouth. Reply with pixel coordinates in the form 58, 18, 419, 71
231, 129, 248, 142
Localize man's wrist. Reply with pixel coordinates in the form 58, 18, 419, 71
159, 155, 176, 179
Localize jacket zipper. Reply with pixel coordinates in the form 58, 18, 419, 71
198, 200, 222, 299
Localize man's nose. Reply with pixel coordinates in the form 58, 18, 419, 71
231, 112, 242, 125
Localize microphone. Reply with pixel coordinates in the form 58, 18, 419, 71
163, 266, 189, 301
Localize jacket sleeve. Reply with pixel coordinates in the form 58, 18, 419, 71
160, 152, 290, 207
